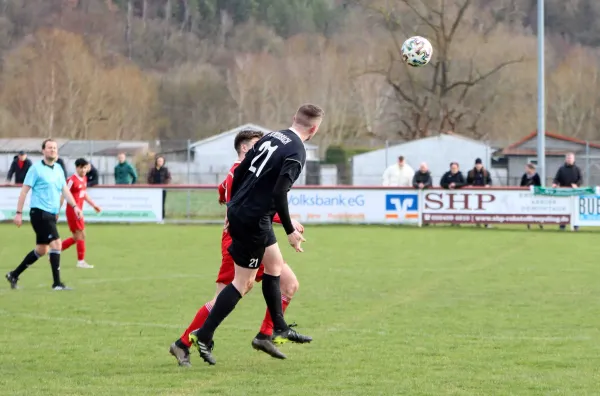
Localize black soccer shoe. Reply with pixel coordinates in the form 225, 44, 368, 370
169, 342, 191, 367
273, 323, 313, 345
188, 330, 216, 365
5, 272, 18, 289
251, 336, 287, 359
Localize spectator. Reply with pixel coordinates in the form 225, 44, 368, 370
6, 150, 32, 184
440, 162, 465, 189
86, 163, 99, 187
466, 158, 492, 187
55, 157, 68, 179
114, 152, 138, 185
520, 163, 541, 187
382, 156, 415, 187
147, 155, 171, 220
552, 153, 581, 188
412, 162, 432, 189
553, 152, 582, 231
520, 163, 542, 230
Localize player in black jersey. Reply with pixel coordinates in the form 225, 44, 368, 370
189, 104, 324, 365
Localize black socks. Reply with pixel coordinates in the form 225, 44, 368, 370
12, 250, 41, 278
196, 284, 242, 343
49, 249, 62, 285
262, 274, 288, 332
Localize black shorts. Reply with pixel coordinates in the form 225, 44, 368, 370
227, 209, 277, 269
30, 208, 60, 245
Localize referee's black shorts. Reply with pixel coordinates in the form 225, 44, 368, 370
30, 208, 60, 245
227, 208, 276, 269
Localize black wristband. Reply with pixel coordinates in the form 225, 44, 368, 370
16, 211, 22, 215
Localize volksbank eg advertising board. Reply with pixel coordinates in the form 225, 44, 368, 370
287, 189, 419, 224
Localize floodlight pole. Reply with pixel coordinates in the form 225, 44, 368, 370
537, 0, 546, 185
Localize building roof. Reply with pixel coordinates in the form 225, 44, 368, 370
502, 131, 600, 155
0, 138, 149, 155
190, 123, 319, 149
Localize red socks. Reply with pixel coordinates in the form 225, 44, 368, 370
259, 295, 291, 336
76, 240, 85, 261
62, 238, 75, 251
180, 302, 213, 347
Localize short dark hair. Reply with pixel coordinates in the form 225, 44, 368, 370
234, 130, 264, 154
294, 104, 325, 128
526, 163, 536, 170
42, 139, 56, 149
450, 162, 459, 167
75, 158, 89, 168
398, 156, 404, 162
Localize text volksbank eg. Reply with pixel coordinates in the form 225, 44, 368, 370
288, 193, 365, 206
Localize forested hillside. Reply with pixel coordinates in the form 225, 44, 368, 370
0, 0, 598, 147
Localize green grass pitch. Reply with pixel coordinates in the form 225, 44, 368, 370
1, 223, 600, 395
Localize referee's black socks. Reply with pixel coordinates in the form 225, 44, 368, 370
262, 273, 288, 332
49, 249, 62, 285
196, 284, 242, 343
11, 249, 41, 278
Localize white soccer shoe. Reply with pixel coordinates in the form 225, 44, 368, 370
76, 261, 94, 269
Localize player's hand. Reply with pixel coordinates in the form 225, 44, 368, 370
56, 214, 59, 221
94, 205, 101, 213
13, 213, 22, 227
292, 219, 304, 234
218, 198, 226, 205
287, 230, 306, 253
74, 207, 83, 219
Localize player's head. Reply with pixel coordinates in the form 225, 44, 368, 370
41, 139, 58, 163
75, 158, 90, 177
292, 104, 324, 141
234, 130, 264, 156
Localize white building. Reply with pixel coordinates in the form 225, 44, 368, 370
352, 133, 497, 186
190, 123, 319, 185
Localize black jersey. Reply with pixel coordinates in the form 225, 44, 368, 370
228, 129, 306, 222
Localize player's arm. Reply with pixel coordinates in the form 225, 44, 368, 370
61, 182, 79, 212
84, 194, 101, 212
272, 159, 303, 235
218, 176, 227, 204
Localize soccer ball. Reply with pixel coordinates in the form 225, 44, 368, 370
401, 36, 433, 67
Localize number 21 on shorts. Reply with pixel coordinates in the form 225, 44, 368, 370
249, 258, 259, 268
249, 141, 278, 177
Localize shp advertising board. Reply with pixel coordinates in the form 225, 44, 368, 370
0, 187, 163, 223
421, 189, 572, 224
287, 189, 419, 224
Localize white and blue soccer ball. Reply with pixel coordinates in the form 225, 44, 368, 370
401, 36, 433, 67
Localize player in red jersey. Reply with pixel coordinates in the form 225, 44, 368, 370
59, 158, 101, 269
169, 129, 308, 367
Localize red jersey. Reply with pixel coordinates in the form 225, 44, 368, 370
219, 161, 280, 234
67, 174, 88, 209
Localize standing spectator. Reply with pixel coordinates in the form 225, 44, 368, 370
382, 156, 415, 187
6, 150, 32, 184
521, 163, 542, 230
147, 155, 171, 220
86, 163, 99, 187
114, 152, 138, 185
466, 158, 492, 187
520, 163, 541, 187
552, 152, 582, 231
440, 162, 465, 189
55, 157, 68, 179
412, 162, 432, 189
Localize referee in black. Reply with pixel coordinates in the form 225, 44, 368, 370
5, 139, 82, 290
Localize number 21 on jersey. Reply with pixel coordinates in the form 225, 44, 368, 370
249, 141, 278, 177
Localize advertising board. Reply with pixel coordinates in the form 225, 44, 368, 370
0, 187, 163, 222
421, 189, 571, 224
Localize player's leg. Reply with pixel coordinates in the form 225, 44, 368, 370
46, 214, 70, 290
256, 263, 302, 339
6, 209, 49, 289
73, 228, 92, 268
62, 211, 77, 251
189, 262, 258, 365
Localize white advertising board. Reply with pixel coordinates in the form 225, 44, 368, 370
286, 189, 419, 224
0, 187, 163, 222
573, 195, 600, 226
421, 189, 571, 224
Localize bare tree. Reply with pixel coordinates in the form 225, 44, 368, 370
358, 0, 526, 139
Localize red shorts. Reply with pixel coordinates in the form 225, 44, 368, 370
66, 209, 85, 233
216, 232, 264, 284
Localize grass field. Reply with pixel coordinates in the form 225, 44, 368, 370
1, 224, 600, 395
